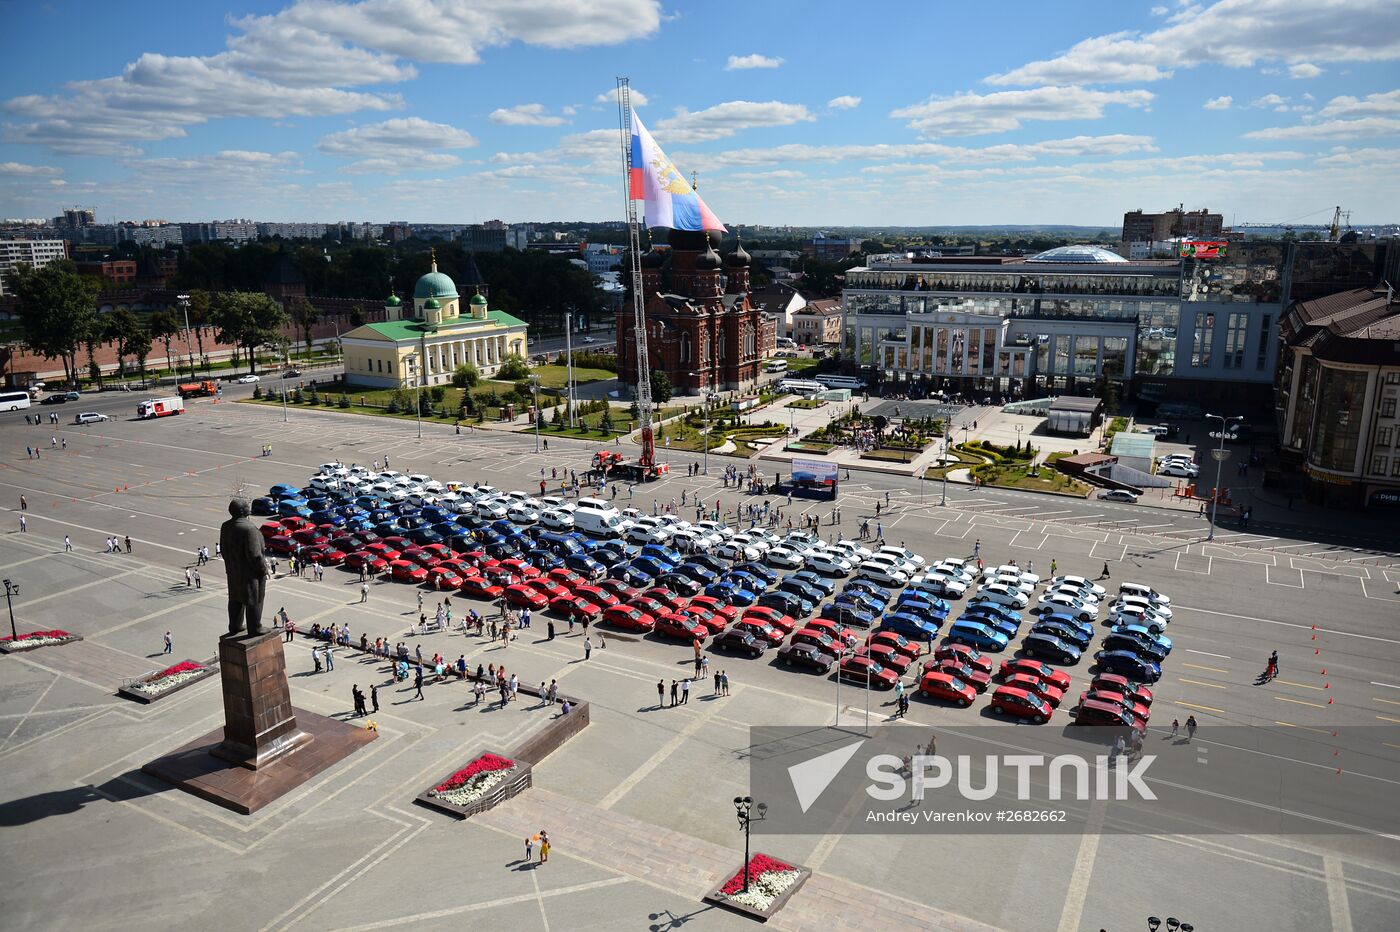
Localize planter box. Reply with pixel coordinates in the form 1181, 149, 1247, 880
117, 660, 218, 704
415, 755, 533, 820
784, 442, 835, 454
702, 854, 812, 923
0, 632, 82, 654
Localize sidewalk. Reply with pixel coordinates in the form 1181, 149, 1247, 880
476, 787, 1002, 932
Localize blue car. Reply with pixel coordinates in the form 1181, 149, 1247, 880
726, 570, 767, 593
898, 592, 949, 615
1108, 625, 1173, 655
964, 599, 1022, 625
408, 527, 444, 546
640, 544, 683, 566
374, 521, 404, 538
879, 611, 941, 641
819, 603, 876, 629
706, 580, 759, 607
565, 553, 606, 580
304, 497, 331, 512
610, 563, 654, 588
758, 590, 811, 618
897, 596, 950, 622
733, 562, 778, 586
398, 515, 426, 530
1094, 649, 1163, 683
674, 562, 718, 585
269, 483, 300, 499
590, 548, 628, 568
309, 510, 346, 527
1029, 620, 1092, 651
959, 612, 1016, 639
632, 556, 675, 578
778, 579, 825, 607
251, 496, 277, 516
344, 516, 376, 532
1021, 632, 1083, 665
845, 579, 893, 607
834, 590, 883, 615
1040, 611, 1093, 636
525, 548, 565, 570
786, 571, 836, 598
1102, 632, 1170, 663
687, 554, 729, 576
392, 502, 418, 517
946, 620, 1011, 652
278, 498, 312, 518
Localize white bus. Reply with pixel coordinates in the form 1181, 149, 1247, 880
777, 378, 823, 395
814, 374, 866, 390
763, 359, 788, 373
1, 390, 32, 412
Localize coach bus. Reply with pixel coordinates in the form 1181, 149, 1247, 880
777, 378, 823, 395
1, 390, 33, 412
814, 374, 865, 391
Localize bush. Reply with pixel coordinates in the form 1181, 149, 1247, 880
385, 395, 400, 414
339, 394, 351, 409
252, 385, 263, 399
555, 351, 617, 372
429, 385, 447, 404
497, 353, 531, 381
451, 363, 479, 389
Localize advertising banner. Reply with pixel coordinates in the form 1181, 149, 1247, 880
1179, 241, 1228, 259
791, 459, 838, 489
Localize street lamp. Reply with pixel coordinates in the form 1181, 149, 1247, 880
404, 353, 423, 440
732, 796, 768, 893
940, 434, 950, 506
1204, 413, 1242, 541
278, 346, 290, 423
3, 579, 18, 641
1015, 423, 1023, 452
529, 374, 541, 454
177, 294, 196, 382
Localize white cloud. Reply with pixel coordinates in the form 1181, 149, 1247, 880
985, 0, 1400, 86
891, 86, 1154, 137
1319, 89, 1400, 118
0, 161, 62, 176
726, 54, 783, 70
655, 100, 815, 142
341, 153, 463, 175
1203, 95, 1233, 110
123, 150, 305, 189
1288, 62, 1324, 79
1253, 94, 1288, 108
490, 104, 569, 126
685, 134, 1157, 169
827, 96, 862, 110
317, 117, 478, 159
1151, 5, 1169, 14
595, 87, 649, 107
1244, 116, 1400, 139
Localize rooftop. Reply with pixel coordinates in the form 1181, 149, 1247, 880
1026, 245, 1128, 264
1285, 285, 1400, 366
361, 309, 526, 341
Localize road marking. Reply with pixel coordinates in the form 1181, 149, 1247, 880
1175, 700, 1225, 714
1182, 662, 1230, 674
1179, 677, 1227, 689
1374, 682, 1400, 690
1324, 855, 1355, 932
1186, 649, 1231, 659
1055, 797, 1105, 932
1383, 742, 1400, 750
1372, 697, 1400, 707
1378, 714, 1400, 725
1275, 696, 1327, 709
1274, 721, 1334, 735
1274, 679, 1324, 691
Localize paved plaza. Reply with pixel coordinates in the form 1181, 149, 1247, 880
2, 394, 1399, 931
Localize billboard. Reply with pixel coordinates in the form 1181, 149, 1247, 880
1179, 240, 1228, 259
791, 458, 838, 489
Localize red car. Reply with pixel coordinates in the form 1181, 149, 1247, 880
364, 542, 401, 562
1078, 689, 1150, 725
279, 516, 314, 532
388, 559, 429, 584
345, 551, 387, 574
483, 565, 520, 587
744, 606, 796, 634
381, 535, 413, 552
292, 527, 328, 546
923, 659, 992, 692
421, 543, 456, 562
329, 534, 362, 552
629, 596, 669, 618
805, 617, 856, 646
504, 583, 548, 609
401, 549, 440, 569
574, 585, 620, 609
500, 558, 541, 579
460, 575, 504, 599
997, 657, 1073, 692
548, 568, 586, 589
1004, 673, 1065, 707
866, 630, 921, 661
526, 578, 570, 600
837, 655, 899, 689
426, 567, 465, 590
932, 643, 994, 674
642, 588, 689, 613
857, 643, 912, 675
653, 613, 708, 642
550, 594, 601, 624
596, 579, 639, 602
302, 543, 347, 566
1090, 673, 1154, 707
1072, 697, 1148, 732
261, 522, 286, 539
731, 619, 784, 646
603, 604, 655, 633
677, 606, 726, 635
266, 534, 299, 554
456, 550, 494, 570
437, 557, 476, 577
918, 671, 978, 707
689, 595, 739, 622
989, 686, 1054, 724
790, 627, 843, 658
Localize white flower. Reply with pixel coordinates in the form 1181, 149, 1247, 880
4, 634, 72, 649
431, 767, 514, 806
133, 668, 207, 696
720, 868, 802, 911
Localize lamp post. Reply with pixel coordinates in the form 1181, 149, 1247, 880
940, 434, 950, 506
732, 796, 768, 892
1204, 413, 1242, 541
564, 308, 577, 428
529, 374, 541, 454
1015, 423, 1023, 452
405, 353, 423, 440
3, 578, 18, 641
177, 294, 195, 382
278, 347, 290, 423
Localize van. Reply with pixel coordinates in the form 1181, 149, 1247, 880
574, 499, 625, 538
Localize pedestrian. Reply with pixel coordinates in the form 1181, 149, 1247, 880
371, 684, 380, 713
413, 665, 425, 700
658, 679, 666, 708
193, 568, 201, 589
714, 670, 722, 695
1101, 560, 1110, 579
1170, 718, 1180, 738
898, 691, 910, 717
64, 535, 72, 552
669, 679, 679, 707
184, 567, 192, 586
352, 685, 365, 716
1049, 558, 1058, 576
539, 831, 550, 863
682, 677, 691, 704
19, 495, 26, 511
525, 835, 534, 861
1266, 650, 1279, 680
1186, 715, 1197, 740
214, 541, 220, 559
163, 631, 172, 654
325, 645, 334, 671
360, 581, 369, 603
973, 539, 981, 558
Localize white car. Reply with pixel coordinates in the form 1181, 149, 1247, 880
982, 564, 1040, 588
671, 529, 717, 553
421, 480, 444, 494
1035, 593, 1098, 622
974, 583, 1029, 610
539, 509, 575, 531
988, 573, 1036, 595
370, 480, 395, 495
318, 462, 345, 474
730, 533, 771, 557
834, 540, 874, 562
474, 498, 509, 519
805, 550, 853, 576
1098, 489, 1140, 503
1113, 594, 1173, 620
931, 562, 976, 585
507, 503, 540, 524
1158, 462, 1200, 478
1045, 576, 1107, 599
855, 563, 909, 587
407, 473, 433, 487
1118, 582, 1171, 607
540, 496, 569, 511
765, 546, 806, 569
1044, 584, 1100, 607
912, 571, 967, 597
876, 546, 926, 571
694, 520, 734, 541
626, 517, 671, 544
236, 374, 260, 383
717, 541, 764, 562
1110, 605, 1171, 634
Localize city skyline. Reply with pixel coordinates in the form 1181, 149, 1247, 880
1, 0, 1397, 227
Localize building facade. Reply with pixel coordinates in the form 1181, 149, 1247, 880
341, 254, 528, 389
804, 235, 862, 260
838, 242, 1286, 402
0, 238, 68, 296
1274, 286, 1400, 509
75, 259, 137, 287
792, 299, 842, 345
615, 231, 773, 395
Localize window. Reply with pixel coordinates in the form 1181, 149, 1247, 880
1373, 455, 1390, 476
1256, 315, 1272, 369
1387, 371, 1400, 385
1378, 427, 1394, 449
1394, 459, 1400, 477
1223, 312, 1247, 369
1191, 311, 1215, 367
1383, 398, 1398, 418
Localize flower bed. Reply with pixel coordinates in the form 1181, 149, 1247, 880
119, 659, 217, 703
704, 852, 811, 921
416, 751, 533, 819
0, 629, 82, 653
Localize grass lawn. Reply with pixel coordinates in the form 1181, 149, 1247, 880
516, 365, 616, 390
659, 418, 788, 456
922, 448, 985, 479
786, 398, 827, 409
861, 448, 918, 463
976, 462, 1090, 495
785, 440, 836, 454
781, 355, 821, 375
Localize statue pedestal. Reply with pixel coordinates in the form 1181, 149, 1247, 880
142, 633, 375, 814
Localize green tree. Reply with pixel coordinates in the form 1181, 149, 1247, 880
552, 404, 564, 427
497, 352, 530, 381
649, 369, 673, 404
599, 406, 615, 433
429, 385, 447, 404
102, 308, 144, 379
289, 296, 319, 352
1095, 375, 1121, 415
8, 260, 100, 386
451, 362, 479, 388
127, 320, 153, 384
348, 302, 366, 328
211, 292, 290, 374
147, 311, 179, 377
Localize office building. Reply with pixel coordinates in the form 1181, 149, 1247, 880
792, 299, 842, 345
75, 259, 137, 287
0, 238, 68, 296
804, 234, 862, 260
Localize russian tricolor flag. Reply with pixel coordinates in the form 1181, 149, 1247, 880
629, 112, 725, 233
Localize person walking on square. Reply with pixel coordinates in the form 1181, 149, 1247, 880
371, 683, 380, 713
583, 635, 592, 660
670, 679, 678, 707
1186, 715, 1197, 741
19, 495, 26, 511
324, 645, 335, 671
658, 679, 666, 708
351, 685, 365, 717
721, 670, 730, 696
360, 581, 369, 603
64, 535, 72, 552
193, 568, 201, 589
1170, 718, 1180, 739
539, 831, 550, 864
1100, 560, 1111, 580
525, 835, 534, 862
413, 665, 424, 700
682, 677, 690, 704
163, 631, 172, 654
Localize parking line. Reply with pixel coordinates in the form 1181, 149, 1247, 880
1378, 715, 1400, 725
1176, 604, 1400, 645
1183, 662, 1230, 674
1383, 742, 1400, 750
1373, 697, 1400, 707
1373, 681, 1400, 690
1186, 649, 1231, 659
1175, 700, 1226, 714
1274, 679, 1325, 691
1275, 696, 1328, 709
1179, 677, 1227, 689
1274, 721, 1334, 735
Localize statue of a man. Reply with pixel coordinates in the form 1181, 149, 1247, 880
220, 497, 268, 636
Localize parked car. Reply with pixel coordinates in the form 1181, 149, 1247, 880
1093, 650, 1163, 683
1097, 489, 1140, 503
710, 629, 766, 658
1020, 632, 1083, 665
776, 642, 837, 673
917, 671, 978, 707
988, 686, 1054, 724
837, 655, 899, 689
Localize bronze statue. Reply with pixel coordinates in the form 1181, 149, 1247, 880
220, 497, 268, 636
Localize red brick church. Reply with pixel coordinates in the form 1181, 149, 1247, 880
615, 229, 773, 395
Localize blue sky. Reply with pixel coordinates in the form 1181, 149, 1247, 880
1, 0, 1397, 226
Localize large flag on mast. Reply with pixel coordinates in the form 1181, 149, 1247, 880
629, 112, 725, 233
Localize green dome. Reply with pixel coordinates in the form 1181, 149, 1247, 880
385, 294, 401, 307
424, 297, 441, 309
413, 270, 458, 300
469, 292, 487, 306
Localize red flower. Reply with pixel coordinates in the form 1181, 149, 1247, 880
432, 753, 516, 793
719, 853, 795, 895
150, 661, 205, 681
0, 629, 73, 642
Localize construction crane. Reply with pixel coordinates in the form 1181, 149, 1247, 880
616, 77, 656, 473
1329, 206, 1342, 242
